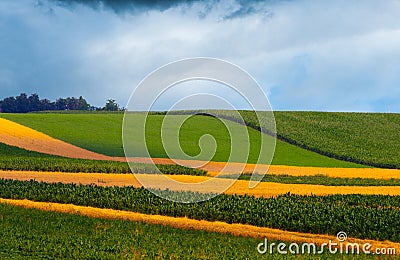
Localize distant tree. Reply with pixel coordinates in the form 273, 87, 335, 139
0, 93, 93, 113
104, 99, 120, 111
77, 96, 90, 110
15, 93, 30, 113
28, 93, 41, 112
89, 105, 98, 111
0, 96, 17, 112
40, 99, 55, 111
55, 98, 67, 110
66, 97, 76, 110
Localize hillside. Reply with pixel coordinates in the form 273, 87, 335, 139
0, 112, 364, 167
240, 111, 400, 168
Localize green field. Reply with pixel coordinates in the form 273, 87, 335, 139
0, 203, 282, 259
2, 179, 399, 242
1, 113, 125, 156
0, 113, 364, 167
168, 110, 400, 168
239, 111, 400, 168
1, 111, 399, 259
1, 203, 369, 259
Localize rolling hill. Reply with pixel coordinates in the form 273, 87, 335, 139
0, 113, 363, 167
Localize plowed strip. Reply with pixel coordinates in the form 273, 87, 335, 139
0, 198, 398, 254
2, 117, 400, 179
2, 171, 400, 197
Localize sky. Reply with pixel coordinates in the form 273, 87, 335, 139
0, 0, 399, 112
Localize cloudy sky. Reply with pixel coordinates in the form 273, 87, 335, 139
1, 0, 399, 112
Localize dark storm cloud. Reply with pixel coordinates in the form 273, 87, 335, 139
48, 0, 202, 13
47, 0, 281, 18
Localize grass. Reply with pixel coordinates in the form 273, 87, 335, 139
240, 111, 400, 168
0, 203, 371, 259
156, 110, 400, 168
0, 203, 290, 259
1, 113, 125, 156
0, 113, 363, 167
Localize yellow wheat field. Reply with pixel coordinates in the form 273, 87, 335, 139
2, 171, 400, 197
0, 198, 398, 254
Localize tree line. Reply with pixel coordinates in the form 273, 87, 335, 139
0, 93, 121, 113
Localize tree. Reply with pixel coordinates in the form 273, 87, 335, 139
77, 96, 90, 110
0, 97, 17, 112
15, 93, 30, 113
55, 98, 67, 110
66, 97, 76, 110
104, 99, 120, 111
0, 93, 93, 113
28, 93, 41, 112
40, 99, 55, 111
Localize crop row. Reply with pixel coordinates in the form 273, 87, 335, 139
0, 143, 206, 175
0, 179, 399, 242
0, 156, 205, 175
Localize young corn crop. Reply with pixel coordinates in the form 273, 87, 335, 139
0, 179, 399, 242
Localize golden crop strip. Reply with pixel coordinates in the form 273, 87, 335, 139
171, 174, 400, 197
3, 171, 400, 197
203, 163, 400, 180
124, 159, 400, 180
0, 198, 399, 254
258, 165, 400, 179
